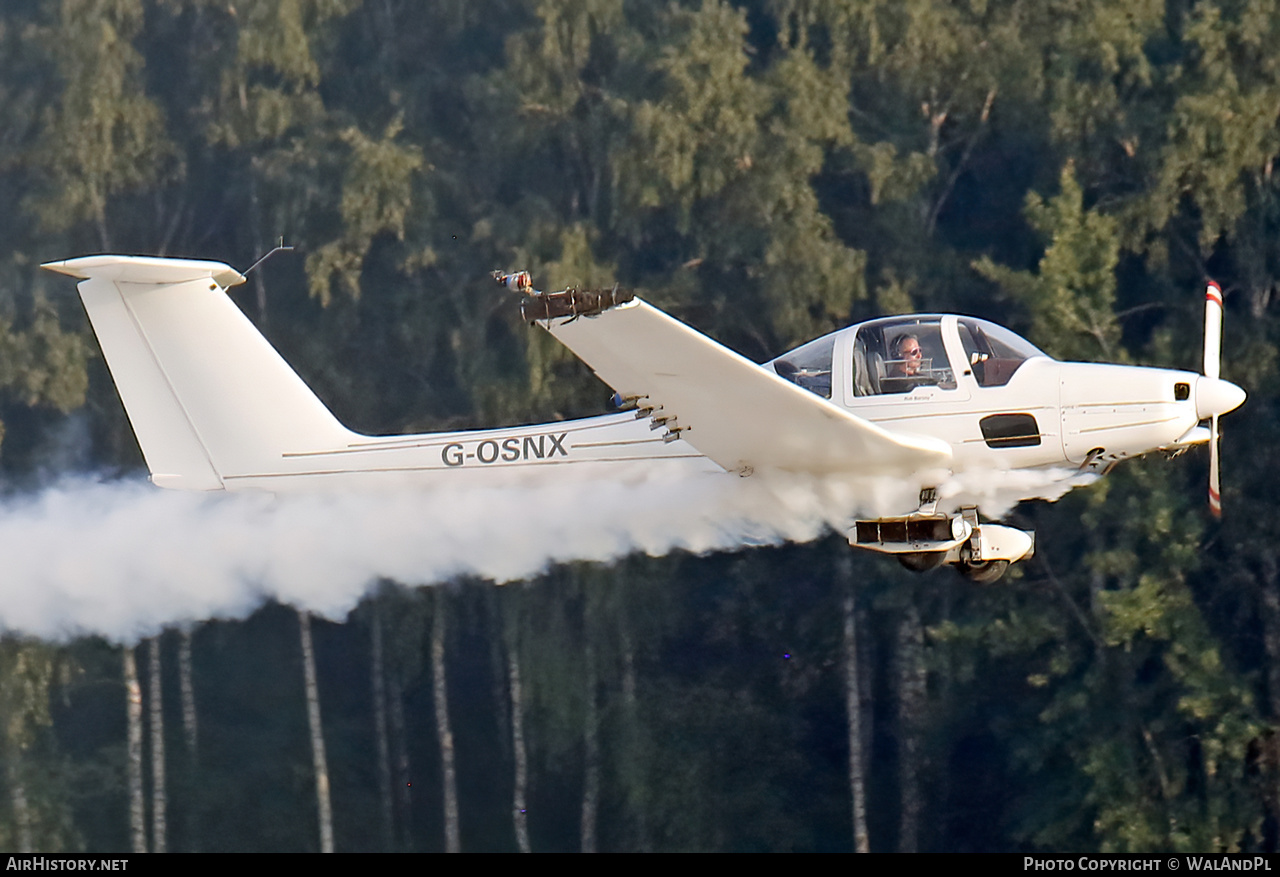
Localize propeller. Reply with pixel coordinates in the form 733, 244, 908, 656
1204, 281, 1223, 517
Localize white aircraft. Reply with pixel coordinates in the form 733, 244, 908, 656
42, 255, 1245, 582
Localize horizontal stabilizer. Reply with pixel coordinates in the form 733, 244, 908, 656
43, 255, 246, 289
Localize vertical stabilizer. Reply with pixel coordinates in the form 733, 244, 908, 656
44, 256, 359, 489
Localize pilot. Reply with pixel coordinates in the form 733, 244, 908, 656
890, 334, 923, 377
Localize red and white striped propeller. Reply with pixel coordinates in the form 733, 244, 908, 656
1204, 281, 1224, 517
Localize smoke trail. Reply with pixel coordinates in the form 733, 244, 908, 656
939, 466, 1098, 519
0, 463, 823, 641
0, 459, 1089, 642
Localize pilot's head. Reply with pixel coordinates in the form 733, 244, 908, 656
891, 333, 923, 376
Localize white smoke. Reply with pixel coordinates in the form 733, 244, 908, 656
0, 462, 827, 641
938, 466, 1098, 519
0, 459, 1088, 642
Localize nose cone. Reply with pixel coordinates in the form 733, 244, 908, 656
1196, 376, 1247, 419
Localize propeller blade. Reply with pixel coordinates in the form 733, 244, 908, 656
1205, 281, 1223, 380
1204, 281, 1225, 516
1209, 414, 1221, 517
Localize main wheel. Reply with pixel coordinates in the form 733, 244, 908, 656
898, 552, 946, 572
955, 559, 1010, 583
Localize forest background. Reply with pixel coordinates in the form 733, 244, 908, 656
0, 0, 1274, 854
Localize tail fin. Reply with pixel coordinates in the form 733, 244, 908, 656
44, 255, 359, 489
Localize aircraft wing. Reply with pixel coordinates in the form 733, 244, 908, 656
543, 298, 953, 476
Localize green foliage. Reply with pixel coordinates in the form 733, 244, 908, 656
206, 0, 359, 147
3, 0, 1280, 854
1147, 0, 1280, 251
0, 297, 91, 413
306, 119, 425, 304
625, 1, 762, 217
0, 639, 77, 851
28, 0, 177, 243
975, 162, 1123, 360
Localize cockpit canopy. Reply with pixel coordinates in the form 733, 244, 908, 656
770, 315, 1048, 399
770, 334, 836, 398
954, 317, 1048, 388
852, 317, 955, 396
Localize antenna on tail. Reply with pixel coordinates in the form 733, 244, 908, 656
243, 238, 295, 280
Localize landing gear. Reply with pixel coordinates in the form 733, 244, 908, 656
849, 511, 1032, 583
954, 559, 1010, 583
898, 551, 946, 572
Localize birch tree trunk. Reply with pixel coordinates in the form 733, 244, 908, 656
178, 626, 198, 851
1260, 566, 1280, 719
580, 640, 599, 854
8, 756, 31, 854
896, 603, 927, 853
505, 612, 531, 853
123, 646, 146, 853
1258, 568, 1280, 819
299, 610, 334, 853
488, 605, 511, 763
371, 607, 394, 851
179, 629, 198, 760
840, 553, 870, 853
389, 671, 413, 852
148, 636, 166, 853
432, 594, 460, 853
620, 624, 649, 852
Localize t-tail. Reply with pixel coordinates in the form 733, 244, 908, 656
43, 255, 359, 489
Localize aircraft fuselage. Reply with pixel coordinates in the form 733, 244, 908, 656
219, 314, 1240, 518
41, 255, 1246, 581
